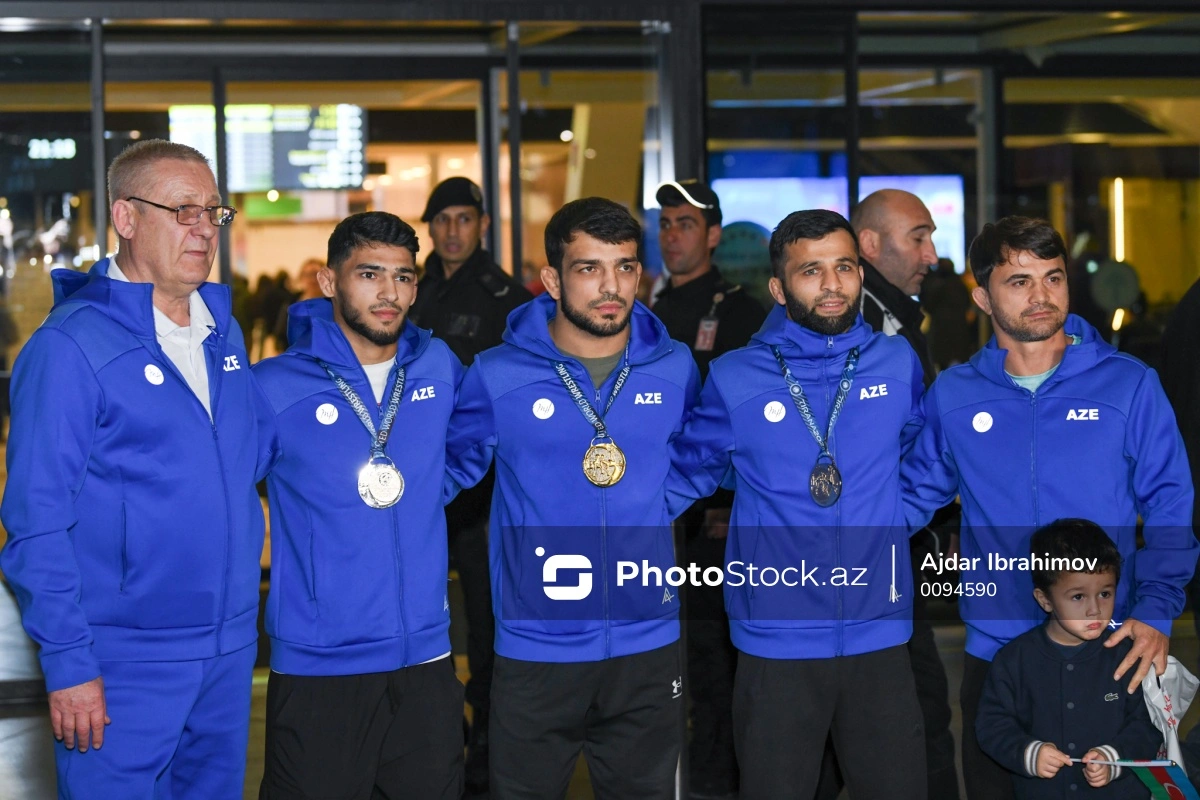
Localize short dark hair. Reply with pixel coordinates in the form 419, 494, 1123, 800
327, 212, 420, 269
768, 209, 859, 279
1029, 518, 1122, 594
545, 198, 641, 273
968, 216, 1067, 290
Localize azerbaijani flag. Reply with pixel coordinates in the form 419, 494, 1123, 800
1134, 764, 1200, 800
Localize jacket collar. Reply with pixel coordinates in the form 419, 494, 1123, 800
285, 297, 428, 371
422, 244, 488, 284
969, 314, 1112, 390
52, 257, 232, 342
861, 258, 924, 330
750, 302, 873, 359
502, 292, 673, 366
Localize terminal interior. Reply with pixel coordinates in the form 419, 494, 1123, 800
2, 8, 1200, 798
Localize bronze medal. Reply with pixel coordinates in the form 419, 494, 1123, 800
809, 461, 842, 507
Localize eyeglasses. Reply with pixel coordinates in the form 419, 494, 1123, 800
126, 196, 237, 227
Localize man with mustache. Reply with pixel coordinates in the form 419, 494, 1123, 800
409, 177, 532, 793
670, 209, 927, 799
901, 216, 1197, 800
447, 197, 701, 799
254, 212, 469, 798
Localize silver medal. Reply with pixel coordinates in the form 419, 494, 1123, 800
359, 458, 404, 509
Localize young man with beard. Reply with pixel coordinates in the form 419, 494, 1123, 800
670, 210, 927, 799
253, 212, 467, 799
447, 197, 701, 799
901, 216, 1197, 800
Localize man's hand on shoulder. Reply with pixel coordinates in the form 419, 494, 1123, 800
49, 676, 110, 752
1106, 618, 1169, 693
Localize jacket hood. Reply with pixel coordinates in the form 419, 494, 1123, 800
52, 257, 232, 339
502, 292, 673, 365
969, 313, 1113, 389
750, 302, 873, 359
285, 297, 430, 370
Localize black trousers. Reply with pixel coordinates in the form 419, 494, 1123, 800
684, 529, 738, 795
814, 546, 960, 800
259, 658, 464, 800
490, 643, 683, 800
449, 519, 494, 717
733, 645, 927, 800
961, 654, 1017, 800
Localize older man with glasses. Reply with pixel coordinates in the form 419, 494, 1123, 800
0, 139, 278, 799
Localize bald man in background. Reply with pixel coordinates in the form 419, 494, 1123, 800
850, 189, 960, 800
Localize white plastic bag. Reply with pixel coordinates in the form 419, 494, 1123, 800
1143, 656, 1200, 767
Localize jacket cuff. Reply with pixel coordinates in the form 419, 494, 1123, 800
1025, 741, 1046, 777
40, 645, 101, 693
1095, 745, 1121, 781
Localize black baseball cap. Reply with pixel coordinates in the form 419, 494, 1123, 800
656, 180, 722, 226
421, 177, 485, 222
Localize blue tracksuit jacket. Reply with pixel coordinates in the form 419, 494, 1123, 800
446, 293, 701, 662
253, 299, 466, 675
901, 314, 1197, 661
670, 304, 925, 659
0, 258, 277, 692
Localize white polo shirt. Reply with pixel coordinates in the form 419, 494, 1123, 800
108, 260, 215, 418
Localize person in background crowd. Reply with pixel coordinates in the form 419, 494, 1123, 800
651, 178, 765, 800
851, 188, 961, 800
408, 175, 532, 795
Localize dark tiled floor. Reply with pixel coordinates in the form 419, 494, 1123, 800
2, 579, 1197, 800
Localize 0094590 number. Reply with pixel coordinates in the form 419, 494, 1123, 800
921, 581, 997, 597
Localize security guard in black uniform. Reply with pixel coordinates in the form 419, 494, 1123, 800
409, 177, 532, 796
652, 180, 765, 800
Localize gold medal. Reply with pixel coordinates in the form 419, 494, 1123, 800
582, 440, 626, 487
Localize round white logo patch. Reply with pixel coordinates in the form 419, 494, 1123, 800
764, 401, 787, 423
972, 412, 994, 433
532, 398, 555, 420
315, 403, 339, 425
144, 364, 164, 385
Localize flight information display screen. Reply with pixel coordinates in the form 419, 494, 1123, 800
168, 104, 365, 192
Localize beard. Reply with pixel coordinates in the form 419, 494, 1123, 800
991, 301, 1067, 343
560, 290, 633, 338
784, 286, 860, 336
338, 295, 406, 347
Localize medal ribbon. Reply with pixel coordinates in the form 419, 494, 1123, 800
553, 343, 631, 441
770, 345, 860, 461
318, 360, 406, 458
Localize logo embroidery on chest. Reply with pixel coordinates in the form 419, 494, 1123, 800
223, 355, 241, 372
859, 384, 888, 400
410, 386, 436, 402
634, 392, 663, 405
1066, 408, 1099, 421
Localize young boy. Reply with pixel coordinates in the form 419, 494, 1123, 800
976, 519, 1164, 798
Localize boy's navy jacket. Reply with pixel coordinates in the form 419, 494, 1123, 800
0, 259, 278, 692
976, 624, 1163, 799
253, 299, 465, 675
669, 304, 925, 660
446, 293, 701, 663
900, 314, 1197, 662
